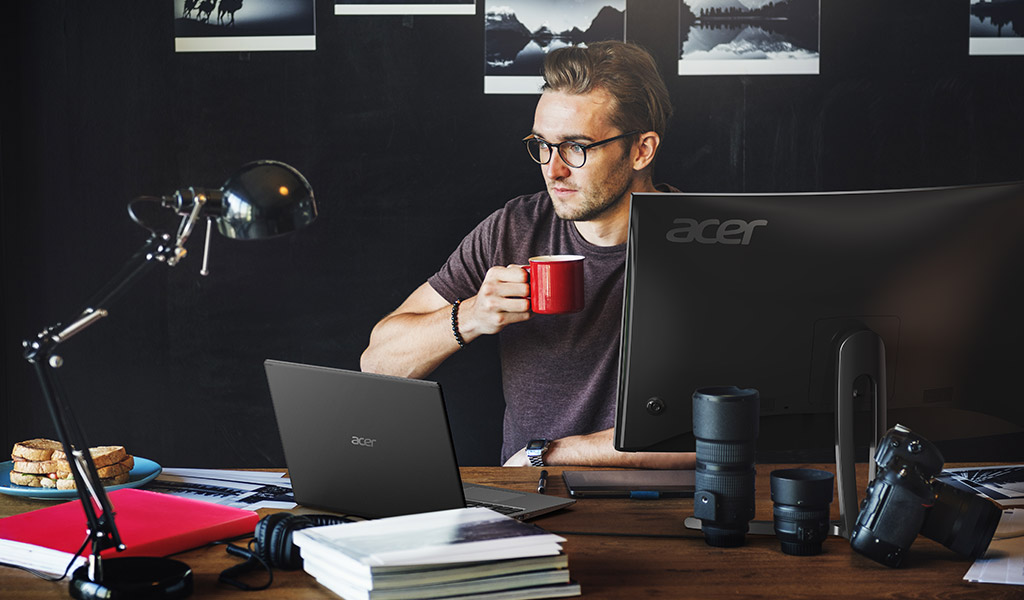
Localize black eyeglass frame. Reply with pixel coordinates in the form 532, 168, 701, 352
522, 129, 643, 168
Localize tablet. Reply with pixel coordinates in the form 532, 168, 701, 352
562, 469, 696, 498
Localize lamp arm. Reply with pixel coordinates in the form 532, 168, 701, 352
21, 231, 183, 582
27, 357, 120, 580
171, 192, 208, 259
82, 232, 184, 314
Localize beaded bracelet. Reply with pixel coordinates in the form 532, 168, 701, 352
451, 299, 466, 349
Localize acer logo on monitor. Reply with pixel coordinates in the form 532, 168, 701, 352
351, 436, 377, 447
666, 218, 768, 245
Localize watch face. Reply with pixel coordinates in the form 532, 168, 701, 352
527, 439, 548, 451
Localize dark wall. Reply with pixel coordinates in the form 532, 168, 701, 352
2, 1, 1022, 468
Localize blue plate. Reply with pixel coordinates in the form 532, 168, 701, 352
0, 457, 162, 500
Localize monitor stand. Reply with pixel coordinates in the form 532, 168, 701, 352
833, 328, 887, 539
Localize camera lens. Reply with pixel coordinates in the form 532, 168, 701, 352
692, 386, 759, 547
921, 479, 1001, 559
770, 468, 834, 556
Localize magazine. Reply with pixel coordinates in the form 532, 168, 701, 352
292, 507, 564, 575
292, 507, 577, 598
303, 555, 571, 600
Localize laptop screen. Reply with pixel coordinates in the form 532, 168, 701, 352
264, 360, 467, 519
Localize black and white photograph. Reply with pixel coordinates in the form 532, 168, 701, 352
969, 0, 1024, 55
943, 464, 1024, 507
678, 0, 819, 75
335, 0, 475, 15
174, 0, 316, 52
484, 0, 626, 94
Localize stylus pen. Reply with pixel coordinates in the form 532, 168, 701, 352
537, 470, 548, 494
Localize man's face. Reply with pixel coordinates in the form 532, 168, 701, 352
531, 89, 638, 222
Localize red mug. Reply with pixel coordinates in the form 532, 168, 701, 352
527, 255, 585, 314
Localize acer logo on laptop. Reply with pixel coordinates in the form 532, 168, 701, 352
666, 218, 768, 245
351, 436, 377, 447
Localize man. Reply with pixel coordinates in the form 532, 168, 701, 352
361, 41, 694, 469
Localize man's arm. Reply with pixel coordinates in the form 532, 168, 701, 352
502, 428, 696, 469
360, 266, 532, 379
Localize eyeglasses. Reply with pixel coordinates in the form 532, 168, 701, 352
522, 130, 642, 168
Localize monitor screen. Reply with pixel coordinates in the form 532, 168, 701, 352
615, 182, 1024, 461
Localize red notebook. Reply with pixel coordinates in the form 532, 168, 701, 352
0, 488, 259, 574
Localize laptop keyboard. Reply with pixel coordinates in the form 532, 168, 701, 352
465, 500, 525, 516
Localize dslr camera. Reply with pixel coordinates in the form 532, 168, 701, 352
850, 424, 1001, 567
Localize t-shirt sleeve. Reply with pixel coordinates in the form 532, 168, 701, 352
428, 207, 505, 304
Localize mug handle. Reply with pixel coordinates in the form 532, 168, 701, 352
519, 263, 533, 304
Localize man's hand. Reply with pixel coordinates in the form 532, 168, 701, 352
502, 428, 696, 469
457, 265, 532, 337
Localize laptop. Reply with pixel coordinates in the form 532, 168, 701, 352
264, 359, 574, 520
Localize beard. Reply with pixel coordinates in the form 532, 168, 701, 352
546, 150, 635, 222
549, 182, 629, 221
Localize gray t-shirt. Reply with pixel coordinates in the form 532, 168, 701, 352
429, 187, 673, 463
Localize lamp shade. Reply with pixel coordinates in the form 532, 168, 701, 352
216, 160, 317, 240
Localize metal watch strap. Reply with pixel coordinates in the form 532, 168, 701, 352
526, 439, 550, 467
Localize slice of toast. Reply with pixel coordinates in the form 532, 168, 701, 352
51, 445, 127, 469
55, 455, 134, 479
11, 459, 64, 474
11, 439, 64, 462
8, 471, 47, 487
53, 471, 131, 490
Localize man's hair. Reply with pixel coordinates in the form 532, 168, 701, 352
541, 41, 673, 140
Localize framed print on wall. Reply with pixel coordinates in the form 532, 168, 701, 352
678, 0, 819, 75
484, 0, 626, 94
335, 0, 476, 15
969, 0, 1024, 55
174, 0, 316, 52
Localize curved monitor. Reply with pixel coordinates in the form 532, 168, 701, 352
615, 182, 1024, 461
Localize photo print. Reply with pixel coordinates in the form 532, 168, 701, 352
943, 465, 1024, 507
970, 0, 1024, 55
335, 0, 475, 15
174, 0, 316, 52
678, 0, 819, 75
484, 0, 626, 94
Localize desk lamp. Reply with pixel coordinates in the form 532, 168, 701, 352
22, 160, 317, 600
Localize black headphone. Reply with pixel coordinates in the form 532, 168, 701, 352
219, 513, 352, 591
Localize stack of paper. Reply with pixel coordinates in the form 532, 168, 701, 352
292, 506, 580, 600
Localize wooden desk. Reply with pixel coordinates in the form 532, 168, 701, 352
1, 464, 1015, 599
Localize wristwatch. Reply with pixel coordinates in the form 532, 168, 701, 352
526, 439, 551, 467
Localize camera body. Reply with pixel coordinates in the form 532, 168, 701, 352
850, 424, 1000, 567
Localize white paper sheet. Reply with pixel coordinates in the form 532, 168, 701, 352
964, 509, 1024, 586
